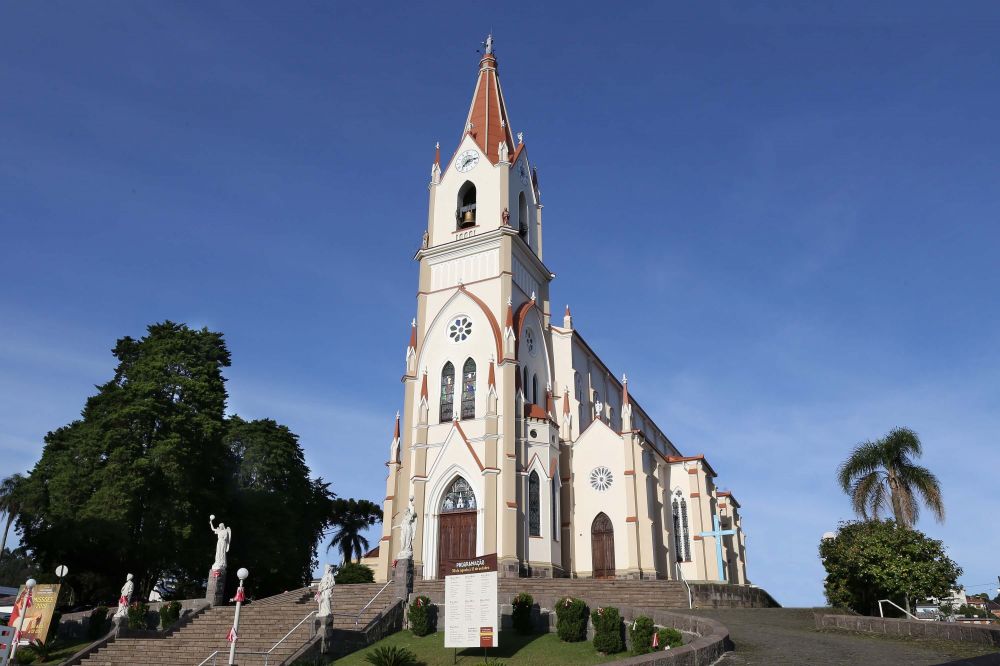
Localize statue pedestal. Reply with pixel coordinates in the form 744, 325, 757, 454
206, 566, 227, 605
112, 614, 126, 637
393, 556, 413, 602
316, 615, 333, 654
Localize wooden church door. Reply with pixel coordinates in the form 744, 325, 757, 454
591, 512, 616, 579
437, 477, 478, 578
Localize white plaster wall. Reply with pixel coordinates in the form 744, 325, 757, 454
431, 135, 512, 248
569, 421, 629, 576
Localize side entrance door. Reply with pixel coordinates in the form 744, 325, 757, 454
591, 512, 616, 579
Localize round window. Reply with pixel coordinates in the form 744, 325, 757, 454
448, 316, 472, 342
590, 466, 613, 492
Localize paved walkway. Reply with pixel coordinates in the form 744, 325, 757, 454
684, 608, 1000, 665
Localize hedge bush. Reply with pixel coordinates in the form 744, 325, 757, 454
159, 600, 182, 628
88, 606, 110, 640
591, 606, 623, 654
628, 615, 656, 655
335, 562, 375, 584
408, 595, 436, 636
126, 602, 151, 630
511, 592, 534, 634
657, 627, 683, 649
555, 596, 587, 642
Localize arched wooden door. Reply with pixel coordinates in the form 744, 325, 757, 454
438, 477, 477, 578
591, 512, 616, 579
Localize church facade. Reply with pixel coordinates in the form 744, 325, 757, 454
373, 43, 750, 585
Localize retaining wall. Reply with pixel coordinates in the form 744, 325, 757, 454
815, 614, 1000, 648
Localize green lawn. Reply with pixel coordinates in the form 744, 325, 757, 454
332, 630, 621, 665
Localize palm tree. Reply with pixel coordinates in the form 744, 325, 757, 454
0, 473, 25, 560
325, 498, 382, 564
838, 427, 945, 527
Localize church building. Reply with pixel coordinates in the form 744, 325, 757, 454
373, 39, 750, 584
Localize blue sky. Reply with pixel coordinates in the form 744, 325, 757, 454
2, 2, 998, 606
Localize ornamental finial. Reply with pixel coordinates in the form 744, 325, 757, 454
483, 33, 494, 55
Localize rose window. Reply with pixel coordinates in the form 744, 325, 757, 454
448, 316, 472, 342
590, 466, 613, 492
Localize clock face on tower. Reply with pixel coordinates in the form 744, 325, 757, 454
518, 162, 529, 185
456, 149, 480, 173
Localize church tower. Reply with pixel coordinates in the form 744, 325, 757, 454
376, 36, 563, 580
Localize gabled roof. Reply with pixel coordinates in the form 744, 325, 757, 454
462, 53, 515, 165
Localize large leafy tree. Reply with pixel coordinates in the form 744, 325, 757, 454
326, 498, 382, 564
820, 520, 961, 615
224, 416, 334, 596
17, 322, 231, 601
837, 427, 945, 528
0, 473, 26, 561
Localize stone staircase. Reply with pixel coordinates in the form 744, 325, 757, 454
413, 579, 692, 611
76, 583, 396, 666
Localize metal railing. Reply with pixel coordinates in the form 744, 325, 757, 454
354, 579, 394, 627
675, 562, 693, 609
878, 599, 919, 621
197, 609, 317, 666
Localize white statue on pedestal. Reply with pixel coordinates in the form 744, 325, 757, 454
113, 574, 134, 619
316, 564, 335, 617
398, 495, 417, 559
209, 514, 231, 570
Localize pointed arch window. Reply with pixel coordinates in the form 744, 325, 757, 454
531, 374, 538, 406
457, 181, 477, 229
518, 191, 528, 239
461, 358, 476, 419
528, 471, 541, 537
672, 499, 684, 562
440, 362, 455, 422
551, 479, 558, 540
679, 496, 692, 562
441, 476, 476, 513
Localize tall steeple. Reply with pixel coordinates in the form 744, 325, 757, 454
462, 34, 515, 165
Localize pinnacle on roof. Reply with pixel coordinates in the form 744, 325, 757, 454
420, 368, 428, 400
488, 355, 496, 388
408, 319, 417, 349
462, 34, 515, 165
622, 373, 630, 406
393, 411, 400, 439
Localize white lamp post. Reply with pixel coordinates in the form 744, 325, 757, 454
228, 568, 249, 666
9, 578, 36, 662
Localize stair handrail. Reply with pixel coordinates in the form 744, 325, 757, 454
878, 598, 919, 620
354, 579, 394, 627
196, 609, 317, 666
675, 562, 693, 609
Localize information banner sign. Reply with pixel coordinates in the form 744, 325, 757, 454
6, 583, 60, 646
444, 553, 498, 649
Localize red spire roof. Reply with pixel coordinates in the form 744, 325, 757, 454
420, 370, 428, 400
408, 319, 417, 350
488, 357, 496, 388
562, 391, 570, 415
505, 298, 514, 328
393, 411, 400, 440
462, 50, 515, 165
622, 373, 630, 407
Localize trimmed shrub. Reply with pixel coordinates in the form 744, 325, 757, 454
88, 606, 110, 640
13, 647, 36, 664
408, 595, 436, 636
363, 645, 420, 666
555, 596, 587, 642
126, 601, 151, 630
335, 562, 375, 584
483, 659, 506, 666
657, 627, 683, 649
591, 606, 624, 654
511, 592, 534, 634
628, 615, 656, 655
159, 600, 182, 628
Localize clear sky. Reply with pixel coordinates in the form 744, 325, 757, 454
2, 2, 998, 606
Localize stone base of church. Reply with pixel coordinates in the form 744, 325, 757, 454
499, 557, 520, 579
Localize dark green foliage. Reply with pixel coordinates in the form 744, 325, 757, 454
87, 606, 109, 640
13, 646, 36, 663
363, 645, 421, 666
820, 520, 962, 615
46, 611, 61, 643
482, 659, 506, 666
326, 498, 383, 563
591, 606, 623, 654
408, 596, 435, 636
838, 427, 944, 527
555, 596, 588, 642
628, 616, 655, 655
159, 600, 182, 628
511, 592, 534, 634
657, 627, 683, 648
335, 562, 375, 584
126, 602, 151, 630
15, 322, 336, 602
0, 546, 36, 585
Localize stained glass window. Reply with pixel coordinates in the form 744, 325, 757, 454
441, 477, 476, 513
528, 471, 541, 537
440, 362, 454, 422
672, 499, 685, 562
679, 495, 692, 562
461, 358, 476, 419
